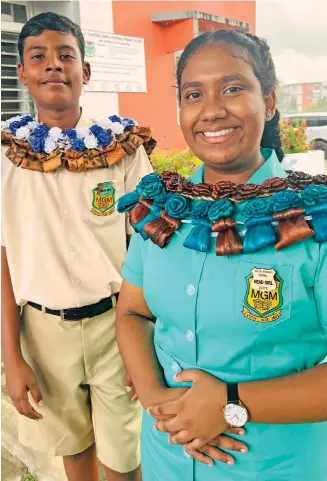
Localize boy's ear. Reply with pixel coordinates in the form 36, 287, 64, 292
17, 63, 27, 86
83, 62, 91, 85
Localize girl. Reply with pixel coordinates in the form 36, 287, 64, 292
116, 30, 327, 481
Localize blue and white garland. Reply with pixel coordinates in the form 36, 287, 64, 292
1, 114, 137, 154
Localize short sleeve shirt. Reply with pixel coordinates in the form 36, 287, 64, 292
122, 149, 327, 481
1, 114, 153, 308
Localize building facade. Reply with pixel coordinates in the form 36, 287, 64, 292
1, 0, 256, 149
280, 81, 327, 114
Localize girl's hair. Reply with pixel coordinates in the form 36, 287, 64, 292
176, 30, 284, 161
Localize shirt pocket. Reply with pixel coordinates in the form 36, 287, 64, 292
231, 258, 293, 331
82, 173, 125, 227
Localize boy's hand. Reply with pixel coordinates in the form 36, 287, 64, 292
126, 372, 138, 401
4, 358, 43, 420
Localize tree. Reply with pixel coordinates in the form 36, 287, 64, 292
302, 97, 327, 113
290, 95, 298, 113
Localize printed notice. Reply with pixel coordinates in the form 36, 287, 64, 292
83, 30, 147, 93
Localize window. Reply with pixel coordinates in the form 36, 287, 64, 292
1, 10, 35, 120
318, 117, 327, 127
1, 2, 27, 23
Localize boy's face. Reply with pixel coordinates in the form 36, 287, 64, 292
18, 30, 90, 109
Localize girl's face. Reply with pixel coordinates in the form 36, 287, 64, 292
179, 42, 276, 172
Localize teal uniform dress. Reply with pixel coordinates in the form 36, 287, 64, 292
122, 149, 327, 481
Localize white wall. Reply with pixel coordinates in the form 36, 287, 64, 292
78, 0, 119, 119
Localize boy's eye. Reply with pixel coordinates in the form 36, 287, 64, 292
60, 54, 75, 60
31, 54, 45, 60
224, 86, 244, 94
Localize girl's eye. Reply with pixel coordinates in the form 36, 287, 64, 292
224, 86, 243, 94
186, 92, 201, 100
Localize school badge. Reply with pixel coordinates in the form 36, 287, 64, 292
91, 181, 115, 216
242, 268, 283, 323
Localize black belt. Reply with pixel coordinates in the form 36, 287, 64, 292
28, 294, 119, 321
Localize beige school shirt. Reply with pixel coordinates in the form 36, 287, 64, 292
1, 114, 153, 309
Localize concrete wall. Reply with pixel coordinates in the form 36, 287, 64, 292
78, 0, 119, 119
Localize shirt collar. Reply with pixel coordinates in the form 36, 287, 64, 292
34, 108, 91, 129
190, 148, 286, 185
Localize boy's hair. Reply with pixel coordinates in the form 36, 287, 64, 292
18, 12, 85, 63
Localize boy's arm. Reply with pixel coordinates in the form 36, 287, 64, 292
1, 246, 43, 420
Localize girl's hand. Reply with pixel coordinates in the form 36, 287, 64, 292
184, 428, 248, 467
148, 370, 228, 446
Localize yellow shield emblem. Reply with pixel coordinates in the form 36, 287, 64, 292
242, 268, 283, 323
91, 181, 115, 216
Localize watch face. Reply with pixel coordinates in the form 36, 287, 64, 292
224, 403, 248, 427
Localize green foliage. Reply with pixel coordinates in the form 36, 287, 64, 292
280, 119, 310, 154
23, 474, 38, 481
302, 97, 327, 113
151, 148, 202, 177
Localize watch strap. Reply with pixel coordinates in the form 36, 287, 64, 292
227, 382, 239, 404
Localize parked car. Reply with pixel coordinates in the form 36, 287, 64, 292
282, 112, 327, 159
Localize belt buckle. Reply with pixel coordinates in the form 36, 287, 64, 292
60, 309, 67, 321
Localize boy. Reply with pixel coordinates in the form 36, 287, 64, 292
1, 12, 153, 481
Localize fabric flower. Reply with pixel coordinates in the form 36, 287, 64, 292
142, 180, 167, 204
287, 171, 312, 190
98, 118, 114, 131
76, 127, 90, 139
137, 173, 161, 191
121, 117, 137, 128
30, 137, 43, 153
89, 125, 104, 137
301, 185, 327, 207
208, 199, 234, 221
109, 115, 122, 124
192, 200, 212, 219
84, 133, 98, 149
193, 183, 213, 198
71, 138, 85, 152
48, 127, 62, 141
9, 121, 22, 133
212, 181, 236, 200
27, 121, 39, 132
15, 125, 31, 140
63, 128, 77, 139
34, 125, 50, 139
243, 198, 272, 218
261, 177, 288, 194
272, 190, 302, 212
165, 194, 190, 219
110, 122, 125, 136
44, 136, 57, 154
89, 125, 112, 147
98, 130, 112, 147
233, 183, 262, 201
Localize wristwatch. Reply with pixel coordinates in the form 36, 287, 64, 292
223, 383, 249, 428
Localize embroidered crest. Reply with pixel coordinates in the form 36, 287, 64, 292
91, 181, 115, 216
242, 268, 283, 322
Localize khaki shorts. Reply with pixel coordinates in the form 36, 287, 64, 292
19, 304, 142, 473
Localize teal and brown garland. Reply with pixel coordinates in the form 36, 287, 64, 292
117, 171, 327, 255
